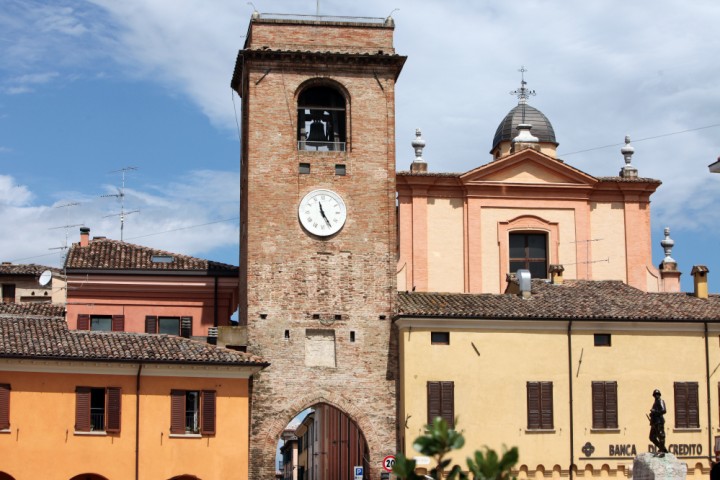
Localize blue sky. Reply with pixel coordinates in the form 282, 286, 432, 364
2, 0, 720, 292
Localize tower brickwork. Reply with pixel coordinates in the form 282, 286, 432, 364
231, 14, 405, 479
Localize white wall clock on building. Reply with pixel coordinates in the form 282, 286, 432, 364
298, 189, 347, 237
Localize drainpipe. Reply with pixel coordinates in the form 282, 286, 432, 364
214, 276, 219, 328
567, 320, 574, 480
135, 363, 143, 480
706, 322, 712, 463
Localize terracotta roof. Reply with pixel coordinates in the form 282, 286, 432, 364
0, 302, 65, 318
0, 316, 267, 366
65, 238, 237, 273
396, 280, 720, 321
0, 263, 60, 276
596, 176, 662, 184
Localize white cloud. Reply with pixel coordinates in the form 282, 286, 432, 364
0, 171, 239, 268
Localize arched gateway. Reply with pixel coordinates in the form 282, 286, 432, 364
278, 403, 370, 480
232, 11, 406, 480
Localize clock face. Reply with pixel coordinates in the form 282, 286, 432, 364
298, 189, 347, 237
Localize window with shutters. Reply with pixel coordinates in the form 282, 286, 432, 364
145, 316, 192, 338
0, 384, 9, 431
75, 386, 121, 433
591, 381, 618, 429
427, 381, 454, 428
674, 382, 699, 429
76, 314, 124, 332
170, 390, 216, 436
526, 381, 553, 430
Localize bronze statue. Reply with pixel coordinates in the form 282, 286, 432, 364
648, 389, 668, 453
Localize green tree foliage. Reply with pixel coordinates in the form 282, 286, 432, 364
393, 418, 519, 480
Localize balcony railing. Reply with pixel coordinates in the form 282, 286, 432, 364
90, 411, 105, 431
298, 141, 346, 152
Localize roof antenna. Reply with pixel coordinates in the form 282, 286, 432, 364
510, 66, 536, 123
101, 166, 139, 242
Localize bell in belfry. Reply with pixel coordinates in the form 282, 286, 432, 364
307, 119, 327, 143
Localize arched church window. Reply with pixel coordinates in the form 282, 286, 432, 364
297, 86, 346, 152
509, 232, 547, 279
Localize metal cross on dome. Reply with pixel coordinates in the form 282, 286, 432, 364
510, 66, 536, 105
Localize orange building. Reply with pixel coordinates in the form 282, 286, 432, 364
65, 227, 239, 338
0, 311, 267, 479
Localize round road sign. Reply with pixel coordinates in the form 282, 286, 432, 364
383, 455, 396, 472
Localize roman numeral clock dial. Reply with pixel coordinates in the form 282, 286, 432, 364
298, 189, 347, 237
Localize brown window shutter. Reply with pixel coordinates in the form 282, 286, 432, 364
170, 390, 185, 434
540, 381, 553, 429
440, 382, 454, 429
527, 382, 540, 429
591, 382, 604, 428
605, 382, 618, 429
201, 390, 216, 435
77, 314, 90, 331
105, 387, 122, 433
674, 382, 688, 428
427, 381, 441, 425
687, 382, 699, 428
180, 316, 193, 338
145, 316, 158, 334
111, 315, 125, 332
0, 384, 10, 430
75, 387, 91, 432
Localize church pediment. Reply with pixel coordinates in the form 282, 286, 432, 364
460, 150, 597, 186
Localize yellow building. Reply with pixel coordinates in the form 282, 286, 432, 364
0, 311, 267, 479
396, 272, 717, 479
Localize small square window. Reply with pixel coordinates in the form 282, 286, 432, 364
594, 334, 611, 347
431, 332, 450, 345
335, 164, 346, 176
299, 163, 310, 174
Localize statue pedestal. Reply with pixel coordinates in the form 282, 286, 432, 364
633, 452, 687, 480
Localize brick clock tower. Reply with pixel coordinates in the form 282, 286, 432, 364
231, 12, 405, 479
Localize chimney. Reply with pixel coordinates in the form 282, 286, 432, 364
548, 264, 565, 285
691, 265, 709, 299
658, 227, 681, 292
517, 269, 532, 299
80, 227, 90, 247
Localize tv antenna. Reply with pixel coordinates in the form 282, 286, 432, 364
48, 201, 83, 260
101, 166, 139, 241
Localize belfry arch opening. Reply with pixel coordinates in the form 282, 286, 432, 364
297, 85, 347, 152
278, 403, 369, 480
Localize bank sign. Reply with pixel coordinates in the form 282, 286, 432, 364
581, 441, 703, 458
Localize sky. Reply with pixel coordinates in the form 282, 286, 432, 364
1, 0, 719, 292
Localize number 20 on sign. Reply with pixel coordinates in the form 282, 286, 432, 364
383, 455, 396, 472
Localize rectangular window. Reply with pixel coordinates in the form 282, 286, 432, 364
510, 233, 548, 278
335, 164, 346, 176
594, 334, 611, 347
75, 386, 121, 433
299, 163, 311, 174
170, 390, 216, 435
0, 384, 10, 430
78, 315, 124, 332
145, 316, 192, 337
674, 382, 699, 428
1, 284, 15, 303
430, 332, 450, 345
427, 381, 454, 428
591, 381, 618, 429
527, 381, 553, 430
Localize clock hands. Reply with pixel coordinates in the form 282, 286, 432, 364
318, 202, 332, 227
